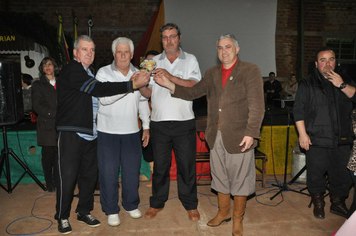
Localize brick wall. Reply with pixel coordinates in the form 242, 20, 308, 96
3, 0, 356, 76
3, 0, 159, 68
276, 0, 356, 78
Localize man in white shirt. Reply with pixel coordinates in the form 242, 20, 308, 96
143, 23, 202, 222
96, 37, 150, 227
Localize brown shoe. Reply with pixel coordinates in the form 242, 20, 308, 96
187, 209, 200, 222
330, 195, 348, 218
207, 192, 231, 227
311, 193, 325, 219
144, 207, 163, 219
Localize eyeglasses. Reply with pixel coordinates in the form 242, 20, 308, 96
43, 63, 53, 67
162, 34, 178, 41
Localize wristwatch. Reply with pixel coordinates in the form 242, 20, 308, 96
339, 82, 347, 89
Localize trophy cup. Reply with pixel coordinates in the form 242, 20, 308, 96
140, 59, 157, 74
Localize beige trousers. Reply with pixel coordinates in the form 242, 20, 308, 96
210, 131, 256, 196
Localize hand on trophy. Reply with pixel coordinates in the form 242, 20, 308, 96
131, 71, 150, 89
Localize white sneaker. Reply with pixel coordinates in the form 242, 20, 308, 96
108, 214, 120, 227
126, 209, 142, 219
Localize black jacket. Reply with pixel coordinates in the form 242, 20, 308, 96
32, 75, 57, 146
56, 60, 134, 135
293, 69, 356, 148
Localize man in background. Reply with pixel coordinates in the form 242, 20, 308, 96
141, 49, 159, 187
145, 50, 159, 60
21, 73, 33, 115
264, 71, 282, 105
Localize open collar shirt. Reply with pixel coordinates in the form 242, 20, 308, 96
150, 48, 201, 121
95, 61, 150, 134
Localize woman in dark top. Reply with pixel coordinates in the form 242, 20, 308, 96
31, 57, 59, 192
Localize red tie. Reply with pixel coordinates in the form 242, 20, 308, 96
54, 82, 56, 90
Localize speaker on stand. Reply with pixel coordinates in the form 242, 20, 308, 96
0, 61, 24, 125
0, 61, 46, 193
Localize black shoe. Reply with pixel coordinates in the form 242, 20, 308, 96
58, 219, 72, 234
77, 213, 101, 227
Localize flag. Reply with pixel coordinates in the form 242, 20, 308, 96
133, 0, 164, 66
146, 1, 165, 56
57, 12, 70, 65
87, 15, 94, 38
73, 11, 78, 41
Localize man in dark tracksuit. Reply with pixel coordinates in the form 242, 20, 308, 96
293, 47, 356, 220
55, 35, 149, 234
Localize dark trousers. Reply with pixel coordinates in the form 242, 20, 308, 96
306, 145, 352, 196
41, 146, 58, 187
97, 131, 141, 215
150, 119, 198, 210
55, 132, 98, 220
141, 128, 154, 162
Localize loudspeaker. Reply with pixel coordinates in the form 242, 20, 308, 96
0, 61, 24, 126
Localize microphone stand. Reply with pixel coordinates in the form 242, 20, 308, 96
0, 125, 47, 193
270, 107, 309, 200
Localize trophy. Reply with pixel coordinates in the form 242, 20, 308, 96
140, 59, 157, 74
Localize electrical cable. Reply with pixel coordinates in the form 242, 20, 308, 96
4, 177, 308, 235
5, 194, 54, 236
263, 107, 285, 205
15, 126, 31, 167
254, 177, 308, 207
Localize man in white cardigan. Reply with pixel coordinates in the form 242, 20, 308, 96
96, 37, 150, 227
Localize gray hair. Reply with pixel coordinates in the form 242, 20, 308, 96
74, 35, 95, 50
216, 33, 239, 47
111, 37, 134, 54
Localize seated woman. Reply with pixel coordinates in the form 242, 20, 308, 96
283, 73, 298, 99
